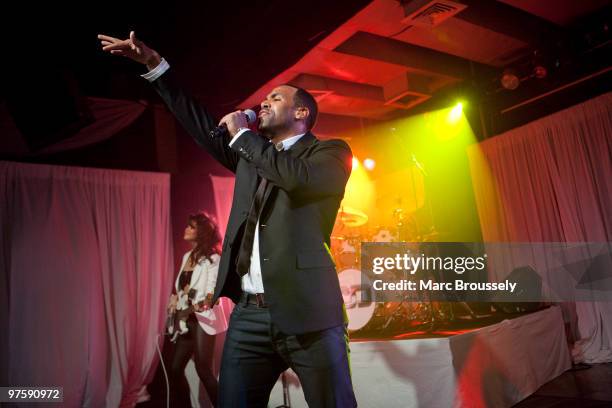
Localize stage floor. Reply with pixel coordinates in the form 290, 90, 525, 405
270, 305, 571, 408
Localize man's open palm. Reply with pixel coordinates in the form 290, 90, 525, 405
98, 31, 158, 67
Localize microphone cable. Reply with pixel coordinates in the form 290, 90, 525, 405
155, 333, 170, 408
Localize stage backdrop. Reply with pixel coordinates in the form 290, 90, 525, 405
0, 161, 174, 407
210, 174, 236, 333
467, 92, 612, 363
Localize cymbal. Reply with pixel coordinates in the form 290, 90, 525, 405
336, 206, 368, 227
420, 229, 451, 241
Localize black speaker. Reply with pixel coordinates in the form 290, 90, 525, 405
493, 266, 543, 313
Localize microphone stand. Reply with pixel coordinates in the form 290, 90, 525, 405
410, 153, 444, 330
274, 371, 291, 408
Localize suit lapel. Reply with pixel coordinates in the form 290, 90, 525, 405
190, 262, 202, 288
176, 252, 189, 291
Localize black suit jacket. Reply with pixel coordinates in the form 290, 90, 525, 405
152, 72, 352, 334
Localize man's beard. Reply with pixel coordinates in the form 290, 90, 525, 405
258, 121, 279, 140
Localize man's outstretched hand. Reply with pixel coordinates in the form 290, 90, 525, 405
98, 31, 161, 70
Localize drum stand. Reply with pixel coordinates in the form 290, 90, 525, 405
382, 298, 408, 330
382, 268, 434, 331
274, 371, 291, 408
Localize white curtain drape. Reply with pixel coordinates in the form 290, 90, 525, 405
210, 173, 236, 355
0, 161, 174, 406
466, 92, 612, 363
210, 175, 236, 332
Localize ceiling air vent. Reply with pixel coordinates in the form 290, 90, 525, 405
400, 0, 467, 28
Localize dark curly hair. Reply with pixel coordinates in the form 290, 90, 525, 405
285, 84, 318, 131
187, 211, 221, 267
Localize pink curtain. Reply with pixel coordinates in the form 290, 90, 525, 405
467, 92, 612, 363
0, 161, 174, 406
210, 175, 235, 237
209, 175, 236, 367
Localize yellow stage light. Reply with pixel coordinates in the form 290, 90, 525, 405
448, 102, 463, 123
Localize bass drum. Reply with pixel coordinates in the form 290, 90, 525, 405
338, 268, 375, 332
337, 237, 359, 269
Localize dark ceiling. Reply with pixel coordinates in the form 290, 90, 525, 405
1, 0, 610, 154
3, 0, 371, 113
237, 0, 611, 138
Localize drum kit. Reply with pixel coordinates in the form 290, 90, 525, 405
333, 205, 452, 335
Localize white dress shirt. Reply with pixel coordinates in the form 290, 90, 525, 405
140, 58, 170, 82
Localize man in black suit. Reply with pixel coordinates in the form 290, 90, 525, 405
99, 32, 357, 407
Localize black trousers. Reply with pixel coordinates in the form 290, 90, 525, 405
170, 314, 219, 407
218, 299, 357, 408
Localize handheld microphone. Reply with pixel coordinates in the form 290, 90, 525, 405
210, 109, 257, 139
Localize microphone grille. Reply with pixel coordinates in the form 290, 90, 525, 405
244, 109, 257, 124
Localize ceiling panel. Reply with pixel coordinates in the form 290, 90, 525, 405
500, 0, 610, 26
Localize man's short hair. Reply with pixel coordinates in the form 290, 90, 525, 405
286, 85, 318, 131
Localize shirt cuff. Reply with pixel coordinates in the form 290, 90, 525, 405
228, 128, 250, 147
141, 58, 170, 82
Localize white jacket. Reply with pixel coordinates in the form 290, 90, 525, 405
175, 250, 226, 334
175, 251, 220, 303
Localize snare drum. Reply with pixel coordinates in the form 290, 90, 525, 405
338, 239, 358, 269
